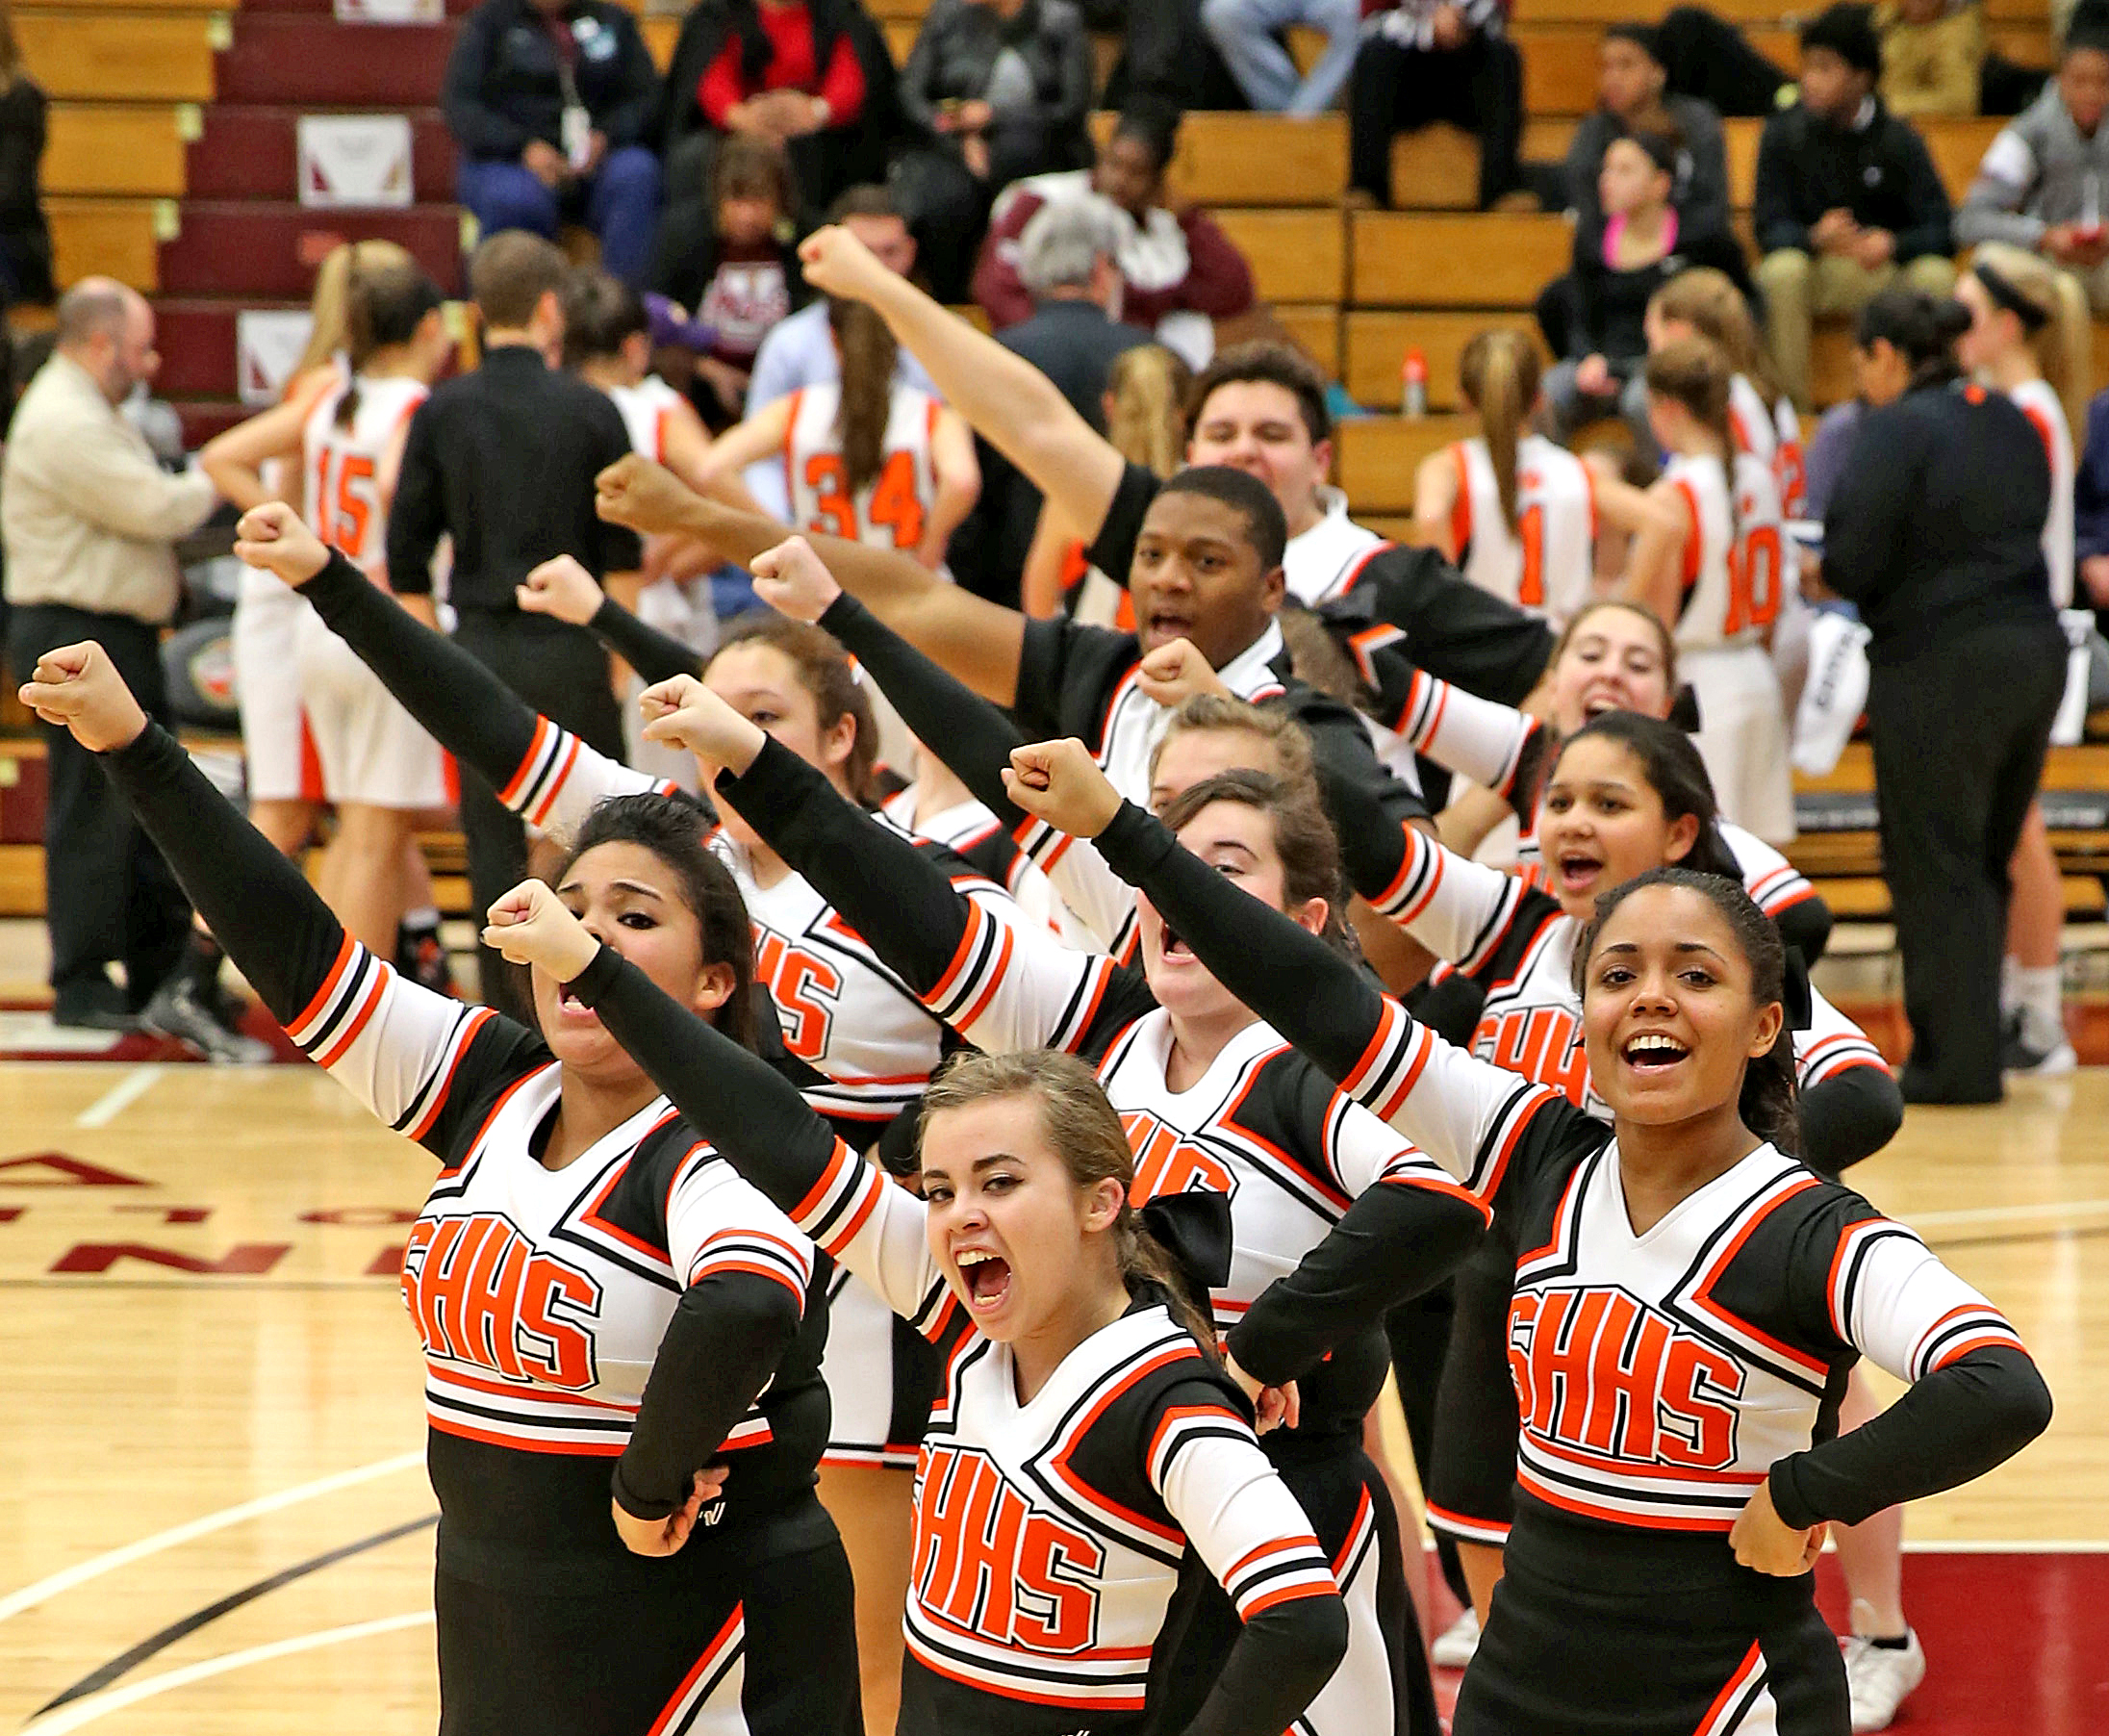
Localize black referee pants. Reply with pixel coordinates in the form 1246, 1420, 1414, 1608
1868, 619, 2066, 1104
10, 602, 191, 1019
449, 609, 625, 1024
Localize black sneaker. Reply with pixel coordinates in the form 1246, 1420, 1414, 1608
141, 976, 273, 1065
2001, 1010, 2077, 1078
52, 982, 139, 1032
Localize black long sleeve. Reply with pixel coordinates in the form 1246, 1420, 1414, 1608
1185, 1596, 1348, 1736
1774, 894, 1834, 969
1322, 544, 1557, 706
1798, 1066, 1904, 1179
614, 1271, 806, 1518
98, 724, 353, 1029
568, 943, 842, 1219
1768, 1345, 2051, 1529
589, 595, 703, 686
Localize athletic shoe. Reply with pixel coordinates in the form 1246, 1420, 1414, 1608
1843, 1629, 1925, 1732
141, 976, 273, 1065
1431, 1607, 1481, 1670
2002, 1012, 2077, 1078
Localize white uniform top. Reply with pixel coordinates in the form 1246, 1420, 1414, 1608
1282, 486, 1385, 605
1662, 450, 1785, 652
783, 381, 943, 553
302, 373, 429, 579
607, 375, 688, 465
1445, 434, 1597, 624
1728, 372, 1805, 520
1516, 813, 1817, 927
2008, 376, 2075, 608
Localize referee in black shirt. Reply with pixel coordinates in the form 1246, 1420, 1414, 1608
388, 230, 641, 1018
1825, 289, 2067, 1105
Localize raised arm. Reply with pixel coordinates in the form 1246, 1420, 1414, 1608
198, 388, 322, 513
517, 552, 704, 686
918, 403, 980, 569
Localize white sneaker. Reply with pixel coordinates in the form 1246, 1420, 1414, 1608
1431, 1607, 1481, 1670
1843, 1628, 1925, 1732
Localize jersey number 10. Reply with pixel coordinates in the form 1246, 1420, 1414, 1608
1724, 521, 1783, 636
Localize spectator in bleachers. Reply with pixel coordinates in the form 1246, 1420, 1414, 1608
648, 135, 805, 424
2074, 381, 2109, 609
1875, 0, 1984, 116
889, 0, 1096, 301
660, 0, 900, 226
1349, 0, 1525, 209
0, 6, 51, 307
1562, 25, 1730, 245
443, 0, 666, 285
1957, 20, 2109, 413
1202, 0, 1361, 116
1754, 3, 1957, 409
1538, 132, 1747, 439
1651, 4, 1793, 116
974, 112, 1257, 365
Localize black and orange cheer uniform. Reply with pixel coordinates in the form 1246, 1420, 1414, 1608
98, 721, 859, 1736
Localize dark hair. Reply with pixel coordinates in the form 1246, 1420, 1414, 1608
1186, 341, 1333, 447
470, 229, 571, 330
708, 614, 880, 804
559, 268, 649, 370
1159, 768, 1357, 957
1801, 1, 1883, 76
1854, 288, 1970, 390
919, 1048, 1220, 1355
558, 792, 757, 1053
1573, 865, 1800, 1155
714, 133, 797, 216
1156, 465, 1290, 571
1108, 109, 1178, 176
1643, 335, 1740, 541
1604, 20, 1664, 63
826, 296, 900, 495
826, 182, 902, 225
1557, 709, 1744, 881
336, 259, 444, 429
1615, 126, 1683, 179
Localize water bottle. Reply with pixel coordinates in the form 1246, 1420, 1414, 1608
1400, 348, 1428, 419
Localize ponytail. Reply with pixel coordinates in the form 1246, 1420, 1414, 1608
1649, 268, 1786, 419
1105, 344, 1192, 478
1644, 335, 1739, 545
334, 257, 445, 430
1461, 328, 1539, 532
336, 259, 370, 430
1970, 241, 2076, 437
828, 296, 898, 496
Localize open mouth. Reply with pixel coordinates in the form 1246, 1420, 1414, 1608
1581, 686, 1630, 719
1555, 851, 1603, 894
955, 1248, 1013, 1312
1621, 1032, 1690, 1072
1145, 611, 1193, 647
1159, 922, 1194, 961
556, 990, 598, 1022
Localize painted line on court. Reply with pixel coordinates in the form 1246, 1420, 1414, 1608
15, 1611, 436, 1735
34, 1513, 439, 1713
72, 1065, 162, 1129
0, 1452, 425, 1626
1905, 1196, 2109, 1229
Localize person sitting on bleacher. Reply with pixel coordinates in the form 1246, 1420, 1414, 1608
1202, 0, 1362, 116
1957, 13, 2109, 410
973, 111, 1257, 366
1754, 2, 1958, 409
443, 0, 666, 286
1876, 0, 1986, 115
1348, 0, 1524, 209
1562, 24, 1730, 246
0, 7, 51, 308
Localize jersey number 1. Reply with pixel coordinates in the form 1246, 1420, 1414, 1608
805, 451, 927, 550
1516, 504, 1545, 608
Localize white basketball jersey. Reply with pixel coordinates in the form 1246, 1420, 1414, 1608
1283, 487, 1385, 604
2009, 377, 2075, 608
302, 373, 429, 580
1664, 450, 1784, 651
607, 375, 688, 465
1728, 373, 1805, 521
784, 382, 942, 552
1447, 435, 1597, 623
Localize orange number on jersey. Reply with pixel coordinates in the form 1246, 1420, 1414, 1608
327, 453, 378, 562
1725, 523, 1783, 635
802, 454, 858, 541
1516, 504, 1546, 608
752, 930, 844, 1061
868, 450, 926, 551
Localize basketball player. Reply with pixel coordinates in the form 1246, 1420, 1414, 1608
1005, 739, 2053, 1736
20, 641, 860, 1736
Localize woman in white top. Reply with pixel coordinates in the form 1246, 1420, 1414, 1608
1644, 268, 1805, 521
1629, 338, 1794, 845
695, 297, 980, 571
1413, 329, 1674, 626
1955, 243, 2083, 1076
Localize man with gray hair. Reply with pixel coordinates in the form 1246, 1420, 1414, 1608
3, 277, 259, 1058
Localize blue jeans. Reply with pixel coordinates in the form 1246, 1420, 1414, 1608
1201, 0, 1360, 114
456, 144, 662, 284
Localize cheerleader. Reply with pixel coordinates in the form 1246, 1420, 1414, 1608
199, 259, 455, 962
1005, 740, 2053, 1736
1631, 338, 1795, 846
232, 503, 1068, 1736
690, 297, 979, 570
480, 902, 1355, 1735
1412, 329, 1674, 625
1646, 268, 1806, 520
637, 661, 1492, 1734
1955, 245, 2082, 1079
19, 643, 859, 1736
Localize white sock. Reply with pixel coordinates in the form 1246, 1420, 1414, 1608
2001, 953, 2020, 1017
2014, 964, 2065, 1049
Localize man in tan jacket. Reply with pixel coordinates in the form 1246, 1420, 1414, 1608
3, 278, 258, 1055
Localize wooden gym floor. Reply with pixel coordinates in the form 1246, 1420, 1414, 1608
0, 1059, 2104, 1732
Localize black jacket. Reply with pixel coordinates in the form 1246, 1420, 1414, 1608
1753, 96, 1953, 262
443, 0, 662, 160
1824, 376, 2058, 663
1561, 221, 1751, 363
899, 0, 1092, 151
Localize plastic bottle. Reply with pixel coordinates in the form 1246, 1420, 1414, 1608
1401, 347, 1428, 419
